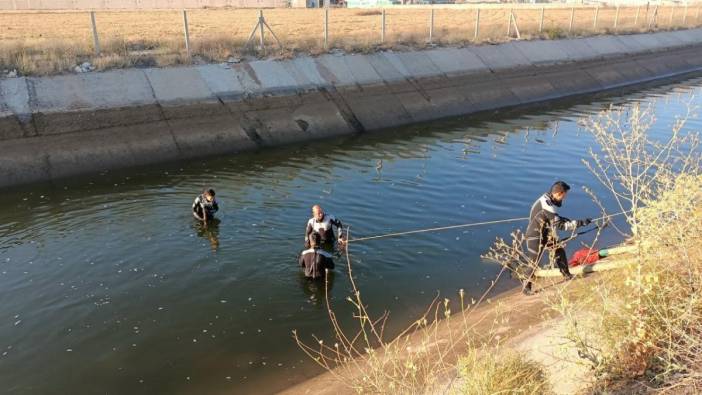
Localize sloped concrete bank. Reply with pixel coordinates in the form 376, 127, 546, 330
2, 30, 702, 188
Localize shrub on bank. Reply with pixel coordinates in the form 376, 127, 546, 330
550, 103, 702, 392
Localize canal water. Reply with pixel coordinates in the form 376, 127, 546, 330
1, 77, 701, 394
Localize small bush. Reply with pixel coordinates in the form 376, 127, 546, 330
543, 27, 566, 40
458, 349, 552, 395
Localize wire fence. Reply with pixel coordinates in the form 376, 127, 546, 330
1, 5, 701, 75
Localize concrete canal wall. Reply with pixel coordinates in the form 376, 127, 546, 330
2, 29, 702, 188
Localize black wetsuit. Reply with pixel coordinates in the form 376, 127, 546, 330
304, 214, 343, 250
299, 248, 335, 279
524, 193, 589, 284
192, 194, 219, 220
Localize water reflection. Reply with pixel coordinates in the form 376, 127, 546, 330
298, 271, 337, 308
194, 219, 221, 253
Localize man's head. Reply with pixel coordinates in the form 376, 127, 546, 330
312, 204, 325, 221
549, 181, 571, 205
204, 188, 216, 202
310, 232, 321, 248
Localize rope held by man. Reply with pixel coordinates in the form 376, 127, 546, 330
347, 210, 630, 244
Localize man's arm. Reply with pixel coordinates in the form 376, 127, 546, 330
192, 198, 205, 221
331, 217, 345, 241
304, 220, 313, 248
552, 214, 591, 231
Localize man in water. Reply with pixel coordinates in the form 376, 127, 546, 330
299, 232, 335, 279
192, 188, 219, 224
304, 204, 345, 251
522, 181, 592, 295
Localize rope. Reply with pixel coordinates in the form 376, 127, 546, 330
346, 209, 632, 244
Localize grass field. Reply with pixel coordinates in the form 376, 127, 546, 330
1, 5, 700, 75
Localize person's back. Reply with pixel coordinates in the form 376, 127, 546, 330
299, 233, 334, 279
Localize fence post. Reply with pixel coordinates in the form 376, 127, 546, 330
90, 11, 101, 56
569, 7, 574, 33
669, 5, 675, 27
614, 6, 619, 31
649, 5, 658, 30
697, 7, 700, 23
182, 10, 191, 57
381, 8, 385, 44
474, 8, 480, 41
507, 9, 512, 37
539, 7, 544, 33
429, 7, 434, 44
323, 7, 328, 49
634, 6, 640, 26
593, 6, 599, 31
259, 10, 265, 56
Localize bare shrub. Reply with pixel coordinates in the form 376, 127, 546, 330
542, 102, 700, 391
293, 237, 550, 393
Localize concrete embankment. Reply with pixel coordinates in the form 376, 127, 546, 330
2, 29, 702, 188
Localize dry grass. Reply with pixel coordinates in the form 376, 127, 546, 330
457, 348, 552, 395
1, 5, 701, 75
552, 103, 702, 392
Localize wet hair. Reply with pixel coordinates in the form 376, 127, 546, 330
204, 188, 216, 197
310, 232, 321, 247
550, 181, 571, 195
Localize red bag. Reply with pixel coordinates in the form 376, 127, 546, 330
569, 248, 600, 267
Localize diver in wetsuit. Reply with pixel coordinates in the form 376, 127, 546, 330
299, 232, 335, 279
192, 188, 219, 223
304, 204, 345, 251
522, 181, 592, 295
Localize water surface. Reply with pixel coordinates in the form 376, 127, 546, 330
1, 77, 701, 394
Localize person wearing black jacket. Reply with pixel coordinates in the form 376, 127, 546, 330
522, 181, 591, 295
192, 188, 219, 223
299, 233, 335, 279
304, 204, 345, 250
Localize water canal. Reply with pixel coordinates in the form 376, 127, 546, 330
1, 77, 701, 394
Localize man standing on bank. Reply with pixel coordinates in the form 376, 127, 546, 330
304, 204, 346, 251
522, 181, 592, 295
